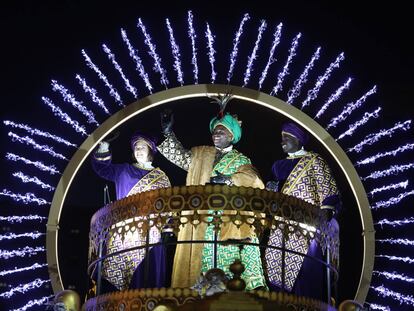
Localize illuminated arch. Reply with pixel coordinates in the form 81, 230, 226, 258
46, 83, 374, 303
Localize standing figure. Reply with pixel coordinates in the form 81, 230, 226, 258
158, 100, 266, 290
92, 132, 171, 291
265, 122, 340, 298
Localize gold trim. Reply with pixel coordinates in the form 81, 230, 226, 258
47, 84, 374, 304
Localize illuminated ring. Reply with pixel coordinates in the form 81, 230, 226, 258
46, 84, 373, 303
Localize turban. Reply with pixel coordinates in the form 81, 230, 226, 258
281, 122, 309, 146
130, 132, 158, 153
209, 113, 242, 144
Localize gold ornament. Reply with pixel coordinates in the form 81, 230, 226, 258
53, 289, 81, 311
338, 299, 363, 311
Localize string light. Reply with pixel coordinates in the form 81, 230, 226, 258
314, 77, 352, 119
375, 217, 414, 227
377, 238, 414, 246
258, 23, 283, 90
271, 32, 302, 95
369, 180, 409, 197
10, 296, 54, 311
362, 163, 414, 180
102, 44, 138, 98
81, 49, 123, 106
376, 254, 414, 264
0, 189, 50, 206
0, 215, 47, 223
349, 120, 412, 153
366, 303, 391, 311
227, 13, 250, 83
165, 19, 184, 86
371, 190, 414, 210
336, 107, 381, 141
0, 232, 44, 242
5, 153, 60, 175
12, 171, 55, 191
42, 96, 88, 136
0, 263, 48, 277
0, 278, 50, 298
205, 22, 217, 83
356, 143, 414, 166
187, 11, 199, 84
51, 80, 99, 125
326, 85, 376, 129
301, 52, 345, 109
137, 18, 169, 88
3, 120, 77, 147
75, 74, 110, 115
287, 46, 320, 104
0, 246, 45, 259
243, 20, 267, 87
373, 270, 414, 283
371, 285, 414, 307
8, 132, 67, 160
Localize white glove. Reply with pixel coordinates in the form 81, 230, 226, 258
97, 141, 110, 153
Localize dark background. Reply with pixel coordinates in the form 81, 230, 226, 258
0, 1, 413, 310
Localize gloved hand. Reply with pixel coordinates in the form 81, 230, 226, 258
161, 109, 174, 135
210, 173, 233, 186
265, 180, 279, 192
97, 141, 110, 153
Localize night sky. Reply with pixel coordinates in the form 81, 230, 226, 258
1, 1, 413, 310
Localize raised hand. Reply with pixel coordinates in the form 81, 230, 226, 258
161, 109, 174, 135
97, 141, 110, 153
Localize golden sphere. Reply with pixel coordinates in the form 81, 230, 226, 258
54, 289, 81, 311
338, 300, 363, 311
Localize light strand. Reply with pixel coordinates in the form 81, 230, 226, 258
348, 120, 411, 153
371, 190, 414, 210
12, 171, 55, 191
0, 263, 48, 277
362, 163, 414, 180
0, 189, 50, 206
376, 254, 414, 264
0, 278, 50, 298
41, 96, 88, 136
314, 77, 352, 119
75, 74, 110, 115
5, 153, 60, 175
0, 231, 44, 241
373, 270, 414, 283
243, 20, 267, 87
11, 296, 54, 311
165, 19, 184, 86
356, 143, 414, 166
370, 180, 409, 197
227, 13, 250, 83
51, 80, 99, 125
120, 29, 154, 93
326, 85, 377, 129
81, 49, 123, 106
271, 33, 302, 96
102, 44, 138, 98
365, 302, 391, 311
3, 120, 76, 147
301, 52, 345, 109
0, 246, 45, 259
8, 132, 67, 160
336, 107, 382, 141
371, 285, 414, 307
258, 23, 283, 90
377, 238, 414, 246
205, 22, 217, 83
0, 215, 47, 223
137, 18, 169, 88
375, 216, 414, 227
286, 46, 321, 104
187, 11, 199, 84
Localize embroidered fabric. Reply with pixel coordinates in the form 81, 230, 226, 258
157, 133, 192, 171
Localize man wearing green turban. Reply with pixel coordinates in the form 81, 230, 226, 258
158, 106, 265, 290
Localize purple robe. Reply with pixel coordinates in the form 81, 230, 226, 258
91, 151, 171, 291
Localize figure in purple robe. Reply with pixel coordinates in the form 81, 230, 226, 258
91, 132, 171, 292
265, 122, 340, 300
